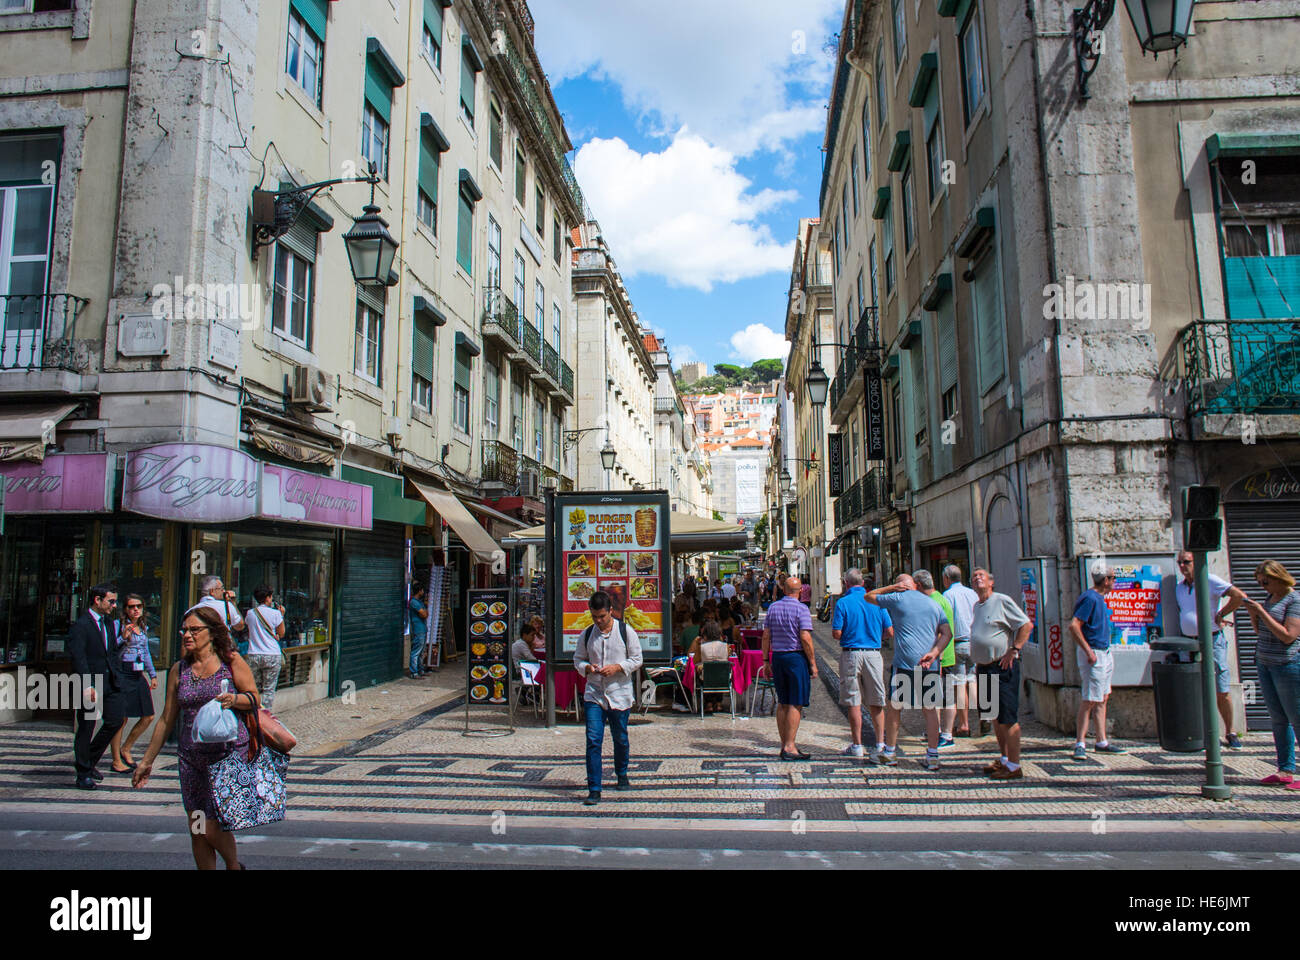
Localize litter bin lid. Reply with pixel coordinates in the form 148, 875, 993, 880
1149, 637, 1201, 652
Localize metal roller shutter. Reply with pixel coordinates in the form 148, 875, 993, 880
1224, 502, 1300, 730
336, 521, 405, 692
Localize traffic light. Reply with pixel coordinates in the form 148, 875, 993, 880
1182, 484, 1222, 552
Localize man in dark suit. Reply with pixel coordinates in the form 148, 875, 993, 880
68, 583, 127, 789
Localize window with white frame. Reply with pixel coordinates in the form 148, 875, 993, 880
0, 134, 59, 321
552, 303, 562, 352
513, 252, 526, 310
412, 313, 435, 411
489, 100, 503, 170
553, 213, 562, 264
959, 4, 986, 126
271, 235, 314, 347
354, 293, 383, 383
511, 379, 524, 451
875, 46, 888, 131
361, 103, 389, 180
484, 353, 500, 431
851, 147, 860, 217
487, 216, 502, 290
533, 396, 544, 461
421, 0, 442, 71
891, 0, 906, 68
514, 145, 526, 206
534, 280, 544, 330
286, 6, 323, 107
551, 410, 561, 470
453, 344, 472, 432
901, 164, 916, 252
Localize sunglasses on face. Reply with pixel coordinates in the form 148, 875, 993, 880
178, 625, 209, 636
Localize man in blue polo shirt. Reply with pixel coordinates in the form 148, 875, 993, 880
1070, 562, 1126, 760
834, 569, 893, 761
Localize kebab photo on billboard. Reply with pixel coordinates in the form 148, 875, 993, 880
567, 507, 588, 550
567, 554, 593, 577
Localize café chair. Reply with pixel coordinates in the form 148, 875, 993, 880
642, 664, 693, 715
747, 663, 777, 718
698, 660, 735, 720
510, 660, 544, 720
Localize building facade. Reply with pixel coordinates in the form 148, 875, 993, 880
807, 0, 1300, 732
0, 0, 583, 714
570, 219, 655, 491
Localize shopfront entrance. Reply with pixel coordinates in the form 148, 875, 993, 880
921, 538, 970, 589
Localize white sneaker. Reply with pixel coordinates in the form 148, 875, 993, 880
672, 703, 691, 713
843, 743, 865, 758
924, 754, 941, 772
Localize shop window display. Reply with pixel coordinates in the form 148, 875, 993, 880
228, 533, 332, 648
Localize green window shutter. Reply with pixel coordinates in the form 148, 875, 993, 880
460, 49, 476, 118
454, 347, 472, 390
923, 77, 941, 137
412, 315, 435, 384
280, 218, 319, 263
291, 0, 328, 41
365, 59, 393, 123
423, 0, 443, 35
456, 192, 473, 273
937, 299, 958, 392
419, 130, 439, 200
910, 332, 928, 436
973, 260, 1005, 391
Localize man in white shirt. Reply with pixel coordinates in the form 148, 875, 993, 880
942, 565, 980, 737
721, 578, 738, 601
1175, 550, 1246, 748
574, 591, 643, 806
245, 585, 286, 708
188, 575, 245, 632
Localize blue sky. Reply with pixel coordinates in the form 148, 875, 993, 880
530, 0, 844, 372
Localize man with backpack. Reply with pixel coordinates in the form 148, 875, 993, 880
574, 591, 643, 806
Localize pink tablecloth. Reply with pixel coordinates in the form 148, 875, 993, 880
737, 628, 763, 650
534, 663, 587, 710
682, 654, 764, 695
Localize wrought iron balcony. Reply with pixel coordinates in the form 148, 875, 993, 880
482, 286, 522, 352
481, 439, 519, 488
834, 477, 863, 531
521, 320, 542, 364
861, 466, 887, 514
0, 294, 90, 372
542, 341, 560, 382
828, 306, 881, 424
1179, 319, 1300, 416
560, 360, 574, 398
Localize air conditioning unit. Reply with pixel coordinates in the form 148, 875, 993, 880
520, 470, 540, 498
385, 415, 404, 449
291, 364, 336, 412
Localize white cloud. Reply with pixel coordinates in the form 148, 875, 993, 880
531, 0, 842, 158
575, 133, 796, 291
670, 343, 698, 365
729, 323, 789, 364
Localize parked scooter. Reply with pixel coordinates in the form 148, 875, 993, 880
816, 588, 834, 622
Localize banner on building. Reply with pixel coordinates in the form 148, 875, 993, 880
734, 459, 764, 515
828, 434, 844, 498
864, 367, 886, 460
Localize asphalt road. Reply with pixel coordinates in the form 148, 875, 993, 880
3, 808, 1299, 869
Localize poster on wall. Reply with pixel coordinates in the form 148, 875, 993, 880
552, 491, 671, 663
466, 587, 510, 706
1076, 559, 1165, 646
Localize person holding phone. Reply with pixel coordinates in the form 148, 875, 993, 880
108, 594, 157, 773
1245, 560, 1300, 787
245, 585, 286, 708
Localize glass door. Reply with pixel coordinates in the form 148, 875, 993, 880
0, 530, 41, 664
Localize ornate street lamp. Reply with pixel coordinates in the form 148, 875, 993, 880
779, 468, 792, 496
1074, 0, 1197, 100
599, 440, 617, 472
342, 193, 399, 285
805, 358, 831, 407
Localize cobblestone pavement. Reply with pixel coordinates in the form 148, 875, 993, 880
2, 624, 1297, 834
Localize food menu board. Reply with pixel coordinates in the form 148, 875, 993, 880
466, 588, 510, 706
555, 493, 670, 660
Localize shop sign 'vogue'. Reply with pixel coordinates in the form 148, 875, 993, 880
123, 443, 259, 522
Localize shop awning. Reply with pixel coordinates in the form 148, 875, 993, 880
247, 419, 338, 467
0, 402, 79, 462
410, 479, 501, 562
502, 512, 749, 554
463, 498, 528, 529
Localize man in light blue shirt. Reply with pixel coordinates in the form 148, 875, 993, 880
834, 569, 893, 761
867, 575, 951, 771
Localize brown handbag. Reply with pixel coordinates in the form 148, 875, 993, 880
240, 699, 298, 756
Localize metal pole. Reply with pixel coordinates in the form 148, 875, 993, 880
1194, 551, 1231, 800
544, 487, 556, 729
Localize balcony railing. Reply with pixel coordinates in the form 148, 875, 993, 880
521, 320, 541, 364
481, 439, 519, 488
542, 341, 560, 382
482, 286, 523, 351
829, 306, 881, 417
1179, 319, 1300, 416
0, 294, 90, 371
560, 360, 574, 398
861, 466, 887, 514
834, 477, 863, 530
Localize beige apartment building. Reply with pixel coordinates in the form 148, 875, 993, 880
570, 218, 656, 492
796, 0, 1300, 732
0, 0, 582, 709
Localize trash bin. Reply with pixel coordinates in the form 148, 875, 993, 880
1149, 637, 1206, 752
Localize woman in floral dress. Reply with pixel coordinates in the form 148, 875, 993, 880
133, 604, 260, 869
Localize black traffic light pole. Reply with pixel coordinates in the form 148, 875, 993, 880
1184, 485, 1231, 800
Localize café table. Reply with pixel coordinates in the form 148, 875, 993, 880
737, 627, 763, 651
681, 654, 749, 696
732, 648, 766, 691
535, 662, 587, 710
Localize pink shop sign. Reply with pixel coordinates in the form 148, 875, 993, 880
122, 443, 260, 522
261, 464, 372, 530
3, 453, 115, 514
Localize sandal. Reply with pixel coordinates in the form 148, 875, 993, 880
1260, 773, 1294, 785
